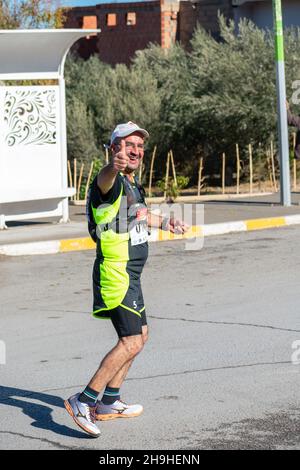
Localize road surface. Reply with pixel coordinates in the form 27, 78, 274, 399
1, 226, 300, 449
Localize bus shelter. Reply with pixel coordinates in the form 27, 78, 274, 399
0, 29, 99, 229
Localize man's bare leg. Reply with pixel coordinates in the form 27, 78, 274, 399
107, 326, 148, 388
64, 330, 146, 435
88, 333, 144, 392
94, 326, 149, 420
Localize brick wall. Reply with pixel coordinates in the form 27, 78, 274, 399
95, 1, 162, 65
64, 6, 97, 28
161, 0, 179, 49
64, 6, 99, 59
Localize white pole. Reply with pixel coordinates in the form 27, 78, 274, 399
59, 76, 69, 222
273, 0, 291, 206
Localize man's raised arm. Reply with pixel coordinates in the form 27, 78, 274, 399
97, 139, 128, 195
286, 101, 300, 129
287, 109, 300, 129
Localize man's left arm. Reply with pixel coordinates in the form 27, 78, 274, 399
147, 211, 190, 234
286, 102, 300, 129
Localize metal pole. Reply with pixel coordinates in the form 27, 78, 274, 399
273, 0, 291, 206
59, 76, 70, 222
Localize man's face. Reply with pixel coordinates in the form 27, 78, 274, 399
113, 132, 145, 172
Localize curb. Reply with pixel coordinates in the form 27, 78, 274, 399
1, 214, 300, 257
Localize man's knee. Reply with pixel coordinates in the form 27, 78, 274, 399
120, 335, 144, 359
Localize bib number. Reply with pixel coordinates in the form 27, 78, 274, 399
130, 222, 148, 246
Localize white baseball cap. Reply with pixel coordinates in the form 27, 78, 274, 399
110, 121, 149, 145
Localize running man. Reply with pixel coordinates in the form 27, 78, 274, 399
64, 122, 189, 437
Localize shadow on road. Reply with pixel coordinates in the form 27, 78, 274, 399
205, 200, 280, 207
0, 385, 88, 439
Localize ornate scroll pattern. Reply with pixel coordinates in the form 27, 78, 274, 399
4, 90, 57, 146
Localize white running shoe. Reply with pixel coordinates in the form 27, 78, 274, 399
64, 393, 101, 437
95, 399, 143, 421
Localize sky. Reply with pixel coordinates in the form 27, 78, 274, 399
60, 1, 106, 5
60, 0, 147, 5
60, 1, 100, 5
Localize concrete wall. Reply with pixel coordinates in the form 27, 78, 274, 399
233, 0, 300, 29
177, 0, 234, 48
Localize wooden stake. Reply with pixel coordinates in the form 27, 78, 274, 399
270, 140, 277, 192
236, 144, 240, 194
293, 132, 297, 149
105, 147, 109, 165
170, 150, 177, 187
257, 142, 263, 193
77, 163, 84, 201
73, 158, 77, 202
222, 153, 226, 194
84, 161, 94, 201
164, 152, 170, 200
197, 157, 203, 196
67, 160, 73, 189
148, 146, 157, 197
249, 144, 253, 194
266, 153, 274, 191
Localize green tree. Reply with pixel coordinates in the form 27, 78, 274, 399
66, 95, 100, 164
131, 44, 195, 179
186, 16, 300, 178
0, 0, 65, 29
64, 17, 300, 184
188, 17, 276, 161
132, 44, 192, 166
65, 54, 160, 169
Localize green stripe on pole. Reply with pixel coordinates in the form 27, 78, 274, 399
272, 0, 291, 206
273, 0, 284, 61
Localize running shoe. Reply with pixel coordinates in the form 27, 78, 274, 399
95, 399, 143, 421
64, 393, 101, 437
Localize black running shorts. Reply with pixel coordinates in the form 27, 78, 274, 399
93, 264, 147, 338
111, 305, 147, 338
110, 279, 147, 338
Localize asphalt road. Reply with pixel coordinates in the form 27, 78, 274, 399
1, 226, 300, 450
4, 192, 300, 246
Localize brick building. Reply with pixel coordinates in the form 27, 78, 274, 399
64, 0, 180, 65
64, 0, 300, 65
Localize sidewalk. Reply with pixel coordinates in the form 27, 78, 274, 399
1, 191, 300, 255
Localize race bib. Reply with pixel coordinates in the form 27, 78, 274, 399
130, 222, 148, 246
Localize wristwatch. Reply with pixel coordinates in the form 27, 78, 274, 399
160, 217, 170, 231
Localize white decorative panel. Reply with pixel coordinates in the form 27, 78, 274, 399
4, 89, 57, 146
0, 86, 61, 195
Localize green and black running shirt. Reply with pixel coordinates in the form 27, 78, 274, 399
87, 173, 149, 318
